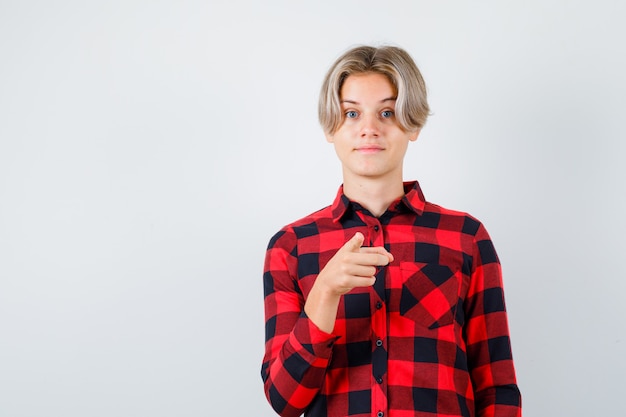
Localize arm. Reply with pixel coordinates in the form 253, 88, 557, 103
261, 229, 335, 417
261, 230, 391, 416
464, 222, 522, 417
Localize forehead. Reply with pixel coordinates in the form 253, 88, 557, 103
340, 72, 396, 101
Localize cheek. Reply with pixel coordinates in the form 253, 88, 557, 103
334, 141, 350, 155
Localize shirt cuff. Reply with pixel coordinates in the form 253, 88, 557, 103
289, 311, 341, 361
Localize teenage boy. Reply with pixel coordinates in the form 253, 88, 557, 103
262, 45, 521, 417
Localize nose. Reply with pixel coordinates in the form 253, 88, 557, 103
360, 113, 380, 138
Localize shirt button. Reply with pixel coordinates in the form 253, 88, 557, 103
377, 412, 384, 417
374, 225, 379, 231
376, 301, 383, 309
376, 339, 383, 347
376, 376, 383, 384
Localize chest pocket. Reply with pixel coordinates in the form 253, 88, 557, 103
399, 262, 461, 329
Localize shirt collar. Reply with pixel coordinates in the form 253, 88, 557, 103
331, 181, 426, 222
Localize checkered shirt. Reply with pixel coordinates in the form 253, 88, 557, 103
262, 181, 521, 417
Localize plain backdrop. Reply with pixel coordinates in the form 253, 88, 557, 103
1, 1, 625, 416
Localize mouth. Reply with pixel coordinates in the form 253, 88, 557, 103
355, 146, 384, 154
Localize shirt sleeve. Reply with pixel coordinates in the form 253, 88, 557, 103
261, 228, 340, 417
464, 221, 522, 417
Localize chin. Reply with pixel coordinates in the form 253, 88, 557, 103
355, 170, 387, 179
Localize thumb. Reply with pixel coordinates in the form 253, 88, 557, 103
345, 232, 364, 252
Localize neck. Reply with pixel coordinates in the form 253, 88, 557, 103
342, 177, 405, 217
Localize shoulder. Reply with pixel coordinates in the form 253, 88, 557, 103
423, 200, 488, 238
426, 201, 500, 269
266, 205, 334, 250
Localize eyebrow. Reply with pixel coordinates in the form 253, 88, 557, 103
340, 97, 397, 104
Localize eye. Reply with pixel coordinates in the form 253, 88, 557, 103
345, 110, 359, 119
381, 110, 394, 118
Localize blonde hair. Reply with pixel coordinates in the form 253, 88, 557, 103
318, 45, 430, 135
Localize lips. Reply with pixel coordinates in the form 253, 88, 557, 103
355, 145, 384, 154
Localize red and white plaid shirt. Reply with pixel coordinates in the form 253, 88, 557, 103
262, 182, 521, 417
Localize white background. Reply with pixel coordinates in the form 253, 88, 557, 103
1, 1, 625, 416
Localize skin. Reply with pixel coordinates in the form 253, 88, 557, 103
304, 72, 421, 333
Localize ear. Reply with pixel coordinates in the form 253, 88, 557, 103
325, 133, 334, 143
409, 129, 421, 142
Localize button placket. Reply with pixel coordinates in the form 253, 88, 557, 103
370, 219, 387, 416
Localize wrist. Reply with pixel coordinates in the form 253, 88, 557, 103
304, 284, 342, 334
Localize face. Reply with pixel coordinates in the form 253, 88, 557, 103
326, 72, 420, 184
